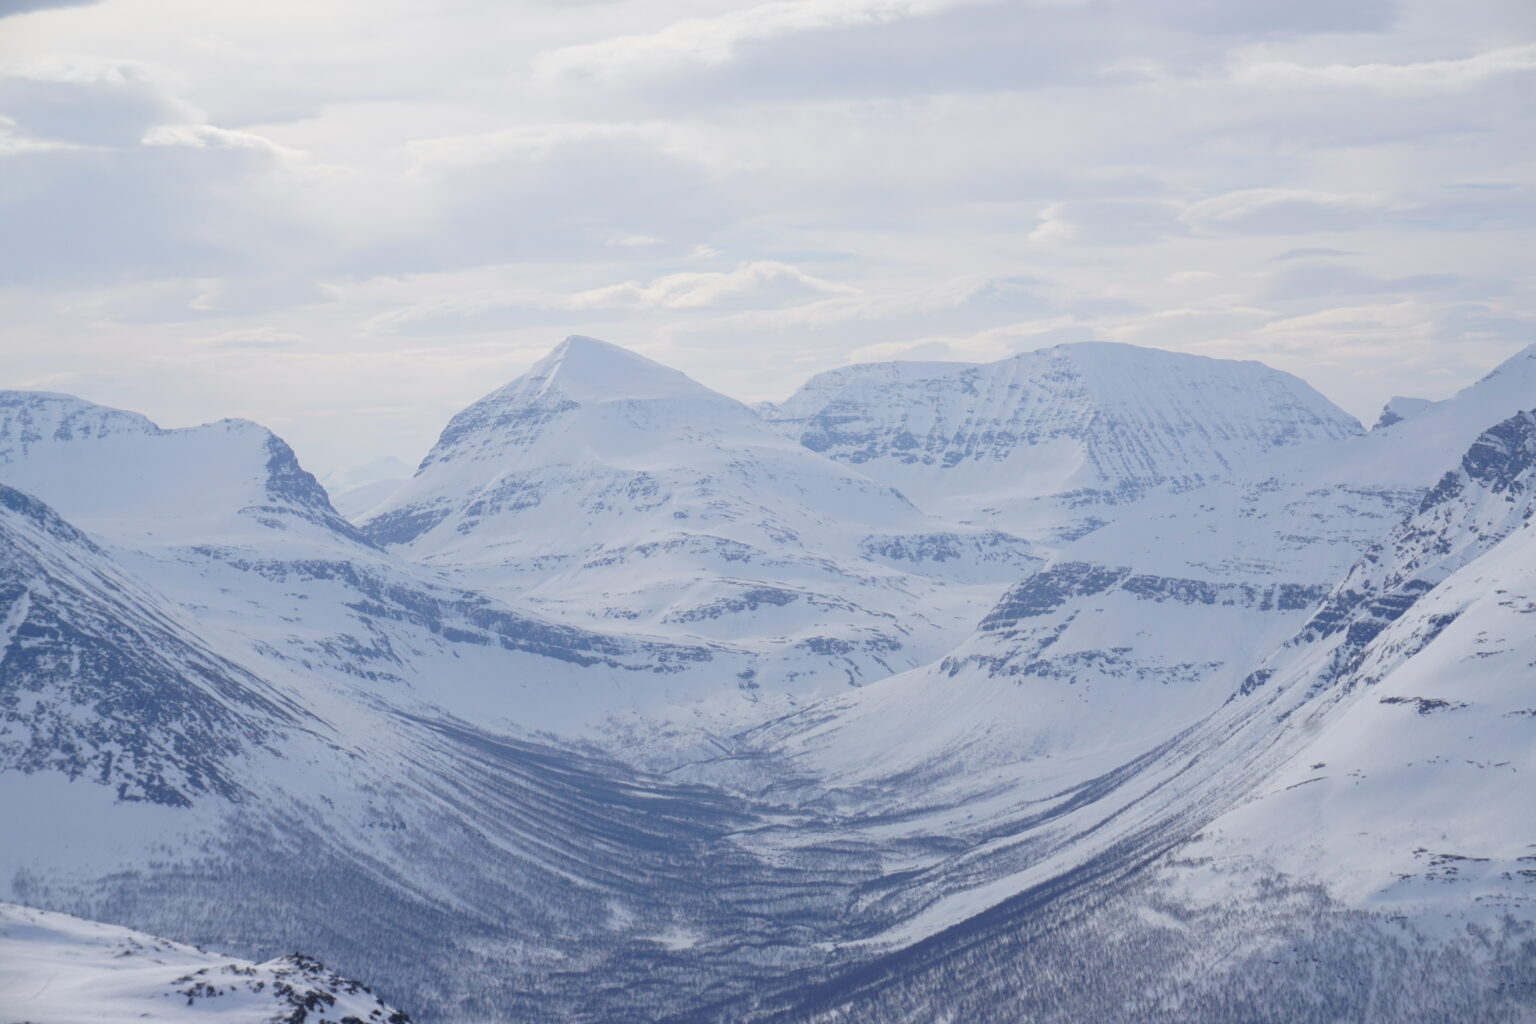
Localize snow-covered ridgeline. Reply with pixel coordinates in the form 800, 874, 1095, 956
1, 338, 1534, 1024
362, 336, 1045, 696
0, 902, 411, 1024
760, 341, 1364, 541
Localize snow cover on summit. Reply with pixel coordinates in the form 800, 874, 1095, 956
0, 390, 353, 552
0, 388, 745, 738
760, 342, 1363, 542
361, 337, 1371, 700
363, 335, 1043, 694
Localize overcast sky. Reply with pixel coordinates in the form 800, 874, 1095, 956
1, 0, 1533, 477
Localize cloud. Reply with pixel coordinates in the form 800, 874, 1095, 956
183, 327, 306, 350
1141, 0, 1398, 35
143, 123, 303, 158
673, 274, 1060, 338
1265, 261, 1466, 300
1, 56, 197, 145
353, 124, 733, 273
1164, 270, 1221, 285
1030, 199, 1185, 244
1433, 303, 1536, 346
1236, 44, 1536, 96
0, 0, 1530, 468
1269, 247, 1359, 261
365, 261, 855, 334
1181, 189, 1402, 234
532, 0, 989, 86
570, 262, 856, 310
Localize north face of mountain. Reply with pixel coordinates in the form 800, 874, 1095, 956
760, 341, 1363, 540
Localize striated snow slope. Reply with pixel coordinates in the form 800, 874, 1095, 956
760, 341, 1363, 542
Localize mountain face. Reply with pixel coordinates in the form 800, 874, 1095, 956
688, 401, 1536, 1024
0, 390, 769, 741
0, 391, 354, 551
0, 481, 309, 808
747, 347, 1536, 795
1180, 407, 1536, 924
2, 339, 1534, 1024
363, 336, 1042, 697
760, 341, 1364, 541
1373, 394, 1434, 430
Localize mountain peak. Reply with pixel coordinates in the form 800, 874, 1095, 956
527, 335, 708, 405
1480, 341, 1536, 383
761, 341, 1363, 534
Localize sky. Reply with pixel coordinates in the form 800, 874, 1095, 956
1, 0, 1533, 479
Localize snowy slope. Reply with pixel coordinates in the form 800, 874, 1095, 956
0, 388, 792, 740
761, 341, 1363, 542
0, 481, 879, 1023
669, 403, 1536, 1024
0, 902, 411, 1024
0, 391, 361, 554
1181, 406, 1536, 924
0, 481, 313, 809
364, 336, 1040, 696
749, 345, 1536, 796
3, 341, 1534, 1024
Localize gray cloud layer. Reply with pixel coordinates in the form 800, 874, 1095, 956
0, 0, 1531, 473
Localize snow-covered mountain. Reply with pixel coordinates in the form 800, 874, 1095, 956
748, 345, 1536, 797
2, 339, 1533, 1024
0, 902, 411, 1024
363, 336, 1041, 696
1373, 394, 1435, 430
687, 372, 1536, 1024
1183, 406, 1536, 926
760, 341, 1364, 542
0, 386, 808, 741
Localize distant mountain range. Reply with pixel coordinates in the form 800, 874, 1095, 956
3, 339, 1533, 1023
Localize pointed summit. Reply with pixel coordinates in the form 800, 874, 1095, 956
524, 335, 711, 405
417, 336, 735, 473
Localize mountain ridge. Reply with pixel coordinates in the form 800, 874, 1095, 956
2, 337, 1534, 1024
